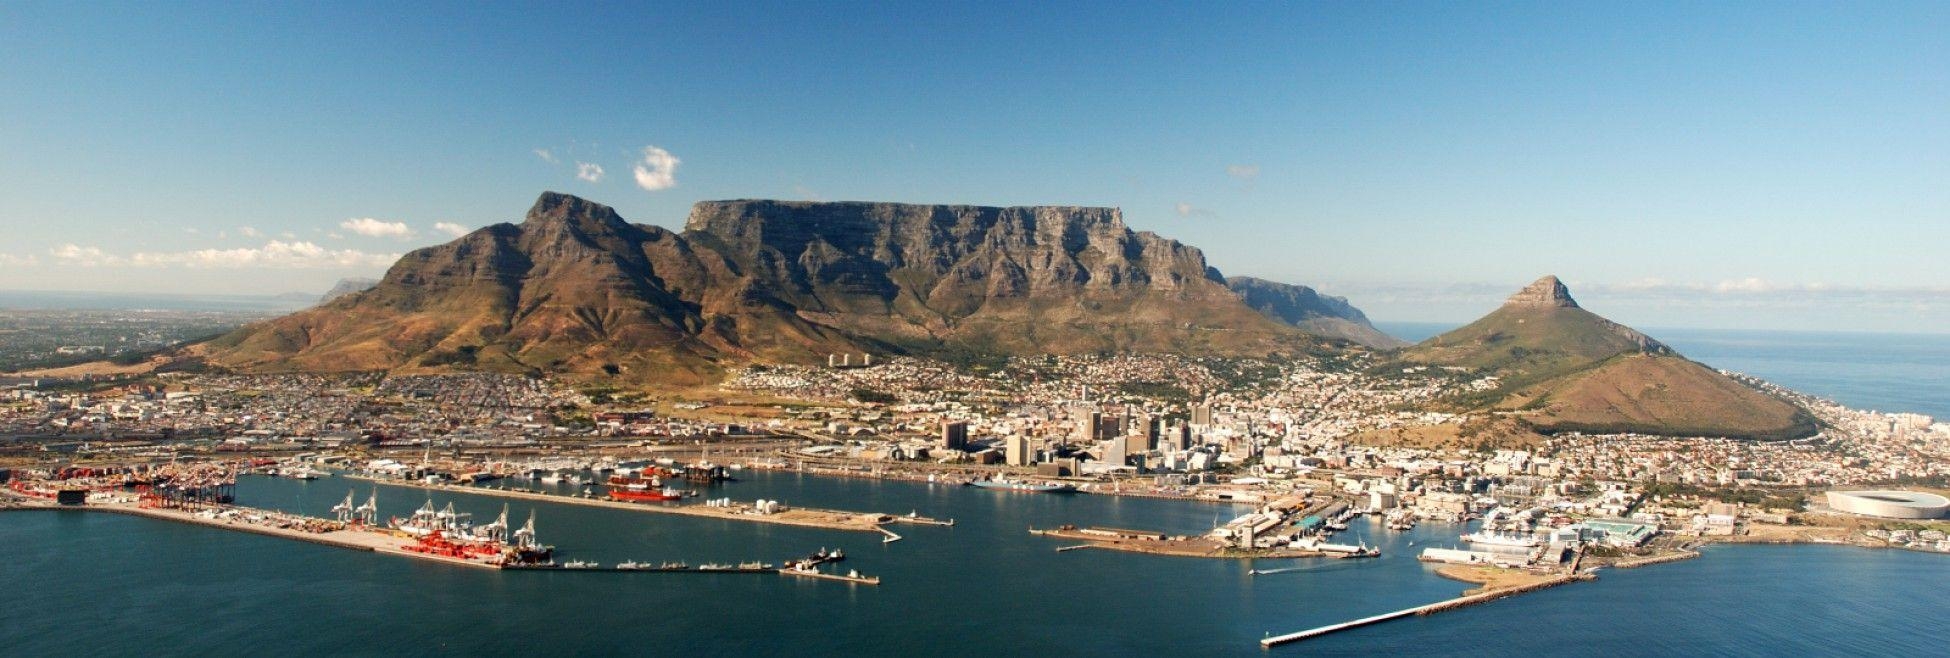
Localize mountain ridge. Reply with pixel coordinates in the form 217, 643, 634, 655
199, 192, 1393, 381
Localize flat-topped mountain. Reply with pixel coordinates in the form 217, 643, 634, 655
201, 193, 1388, 381
1399, 275, 1814, 439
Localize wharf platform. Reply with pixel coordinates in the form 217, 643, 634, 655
345, 474, 891, 534
779, 567, 881, 585
1032, 527, 1343, 560
506, 564, 777, 574
7, 491, 889, 585
3, 494, 503, 569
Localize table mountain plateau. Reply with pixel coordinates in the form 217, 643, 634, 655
198, 192, 1396, 383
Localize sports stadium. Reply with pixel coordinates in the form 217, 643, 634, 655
1824, 491, 1950, 519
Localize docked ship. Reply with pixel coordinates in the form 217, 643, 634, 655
605, 471, 695, 502
608, 487, 693, 502
967, 477, 1077, 494
1291, 536, 1381, 558
1460, 529, 1542, 548
399, 506, 554, 567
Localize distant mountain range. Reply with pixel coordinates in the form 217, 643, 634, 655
198, 193, 1397, 383
1399, 276, 1816, 440
318, 278, 379, 304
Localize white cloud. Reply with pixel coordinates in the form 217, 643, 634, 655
576, 162, 605, 183
239, 226, 261, 238
633, 145, 680, 191
1174, 202, 1217, 218
433, 222, 470, 238
50, 244, 119, 266
0, 253, 38, 267
1226, 164, 1260, 181
50, 240, 397, 270
1714, 277, 1788, 294
132, 240, 397, 269
534, 148, 558, 164
339, 217, 415, 239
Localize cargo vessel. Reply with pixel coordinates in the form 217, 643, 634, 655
607, 487, 694, 502
967, 477, 1077, 494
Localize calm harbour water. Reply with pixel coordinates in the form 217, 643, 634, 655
5, 471, 1948, 656
7, 326, 1950, 654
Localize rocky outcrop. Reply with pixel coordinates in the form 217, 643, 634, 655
1502, 275, 1579, 309
318, 278, 378, 304
1225, 276, 1406, 348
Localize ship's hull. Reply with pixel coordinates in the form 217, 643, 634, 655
968, 480, 1077, 494
608, 489, 687, 502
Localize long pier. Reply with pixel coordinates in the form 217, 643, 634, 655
1259, 574, 1590, 648
1609, 549, 1700, 569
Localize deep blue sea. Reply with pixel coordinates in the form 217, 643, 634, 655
4, 472, 1948, 656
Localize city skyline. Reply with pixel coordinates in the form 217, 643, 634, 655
2, 2, 1946, 332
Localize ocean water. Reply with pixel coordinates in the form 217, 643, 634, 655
4, 473, 1947, 656
6, 326, 1949, 653
1377, 322, 1950, 420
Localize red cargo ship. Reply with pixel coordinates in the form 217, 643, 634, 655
608, 487, 692, 502
604, 471, 695, 502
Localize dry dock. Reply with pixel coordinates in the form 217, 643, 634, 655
345, 474, 896, 534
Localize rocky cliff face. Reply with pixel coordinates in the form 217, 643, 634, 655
1502, 275, 1580, 309
681, 200, 1292, 354
1225, 276, 1406, 348
203, 193, 1384, 380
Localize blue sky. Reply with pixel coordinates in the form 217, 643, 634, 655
1, 2, 1945, 332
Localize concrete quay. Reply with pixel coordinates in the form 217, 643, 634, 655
343, 473, 900, 534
